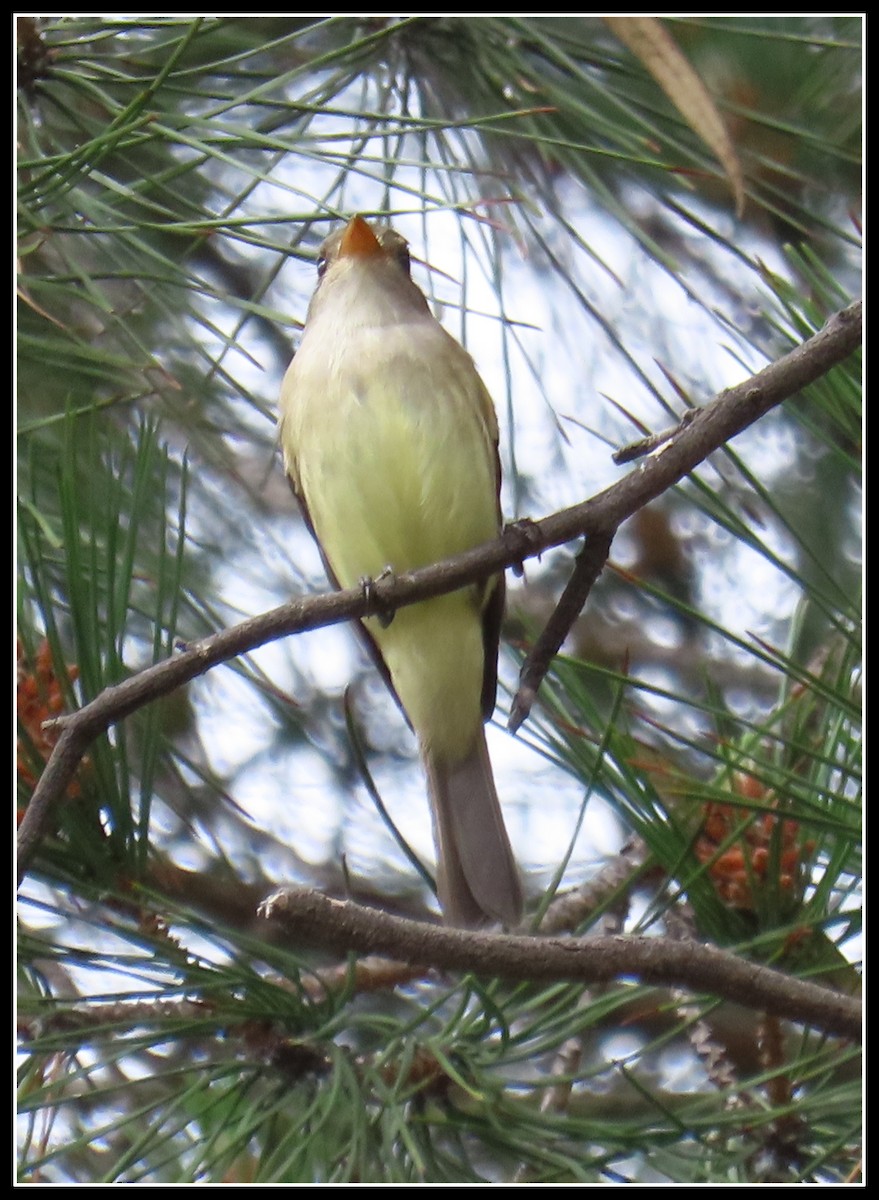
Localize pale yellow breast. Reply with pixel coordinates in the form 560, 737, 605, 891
281, 320, 500, 588
279, 311, 501, 760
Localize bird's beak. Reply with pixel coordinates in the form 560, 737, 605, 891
339, 215, 384, 259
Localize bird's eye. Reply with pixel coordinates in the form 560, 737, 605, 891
316, 254, 328, 279
395, 246, 411, 276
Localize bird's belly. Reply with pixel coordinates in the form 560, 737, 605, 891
283, 329, 501, 760
295, 366, 498, 589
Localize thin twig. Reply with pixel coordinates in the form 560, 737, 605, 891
612, 407, 698, 465
260, 887, 862, 1043
509, 529, 614, 732
16, 301, 862, 883
537, 840, 652, 935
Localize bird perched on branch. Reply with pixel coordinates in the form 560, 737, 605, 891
279, 215, 522, 928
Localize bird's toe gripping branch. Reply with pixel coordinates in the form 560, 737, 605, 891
503, 517, 542, 579
360, 568, 397, 628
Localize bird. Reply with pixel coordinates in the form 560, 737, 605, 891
279, 214, 523, 928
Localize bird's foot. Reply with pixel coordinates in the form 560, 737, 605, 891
504, 517, 542, 578
360, 567, 396, 628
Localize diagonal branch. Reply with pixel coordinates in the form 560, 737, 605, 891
509, 528, 614, 732
260, 886, 862, 1043
16, 300, 862, 883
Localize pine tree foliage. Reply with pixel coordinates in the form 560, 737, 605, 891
17, 16, 861, 1184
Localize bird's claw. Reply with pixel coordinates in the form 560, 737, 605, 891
504, 517, 542, 578
360, 567, 396, 628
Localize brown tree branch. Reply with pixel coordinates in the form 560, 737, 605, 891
260, 886, 862, 1043
509, 529, 614, 732
16, 300, 862, 883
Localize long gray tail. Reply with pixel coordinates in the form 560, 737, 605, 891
425, 729, 523, 928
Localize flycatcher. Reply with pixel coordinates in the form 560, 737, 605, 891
279, 215, 523, 928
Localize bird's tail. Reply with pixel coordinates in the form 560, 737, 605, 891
425, 729, 523, 928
